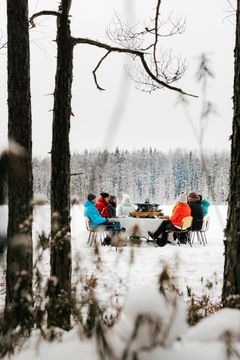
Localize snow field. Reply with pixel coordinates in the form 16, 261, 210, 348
31, 204, 227, 303
4, 204, 240, 360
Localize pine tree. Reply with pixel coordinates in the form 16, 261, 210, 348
6, 0, 33, 331
222, 0, 240, 305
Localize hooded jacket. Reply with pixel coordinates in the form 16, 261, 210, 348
116, 195, 136, 216
96, 196, 110, 218
201, 199, 210, 217
170, 201, 191, 228
84, 200, 107, 228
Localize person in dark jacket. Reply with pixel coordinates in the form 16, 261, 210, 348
108, 195, 117, 218
188, 192, 203, 230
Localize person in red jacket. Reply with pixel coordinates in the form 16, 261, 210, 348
148, 193, 191, 247
96, 192, 110, 218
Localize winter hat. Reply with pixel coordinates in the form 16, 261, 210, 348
121, 194, 131, 205
188, 192, 200, 201
87, 193, 96, 201
178, 193, 188, 204
100, 192, 110, 199
188, 192, 197, 198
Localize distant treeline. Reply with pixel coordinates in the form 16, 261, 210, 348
33, 148, 230, 204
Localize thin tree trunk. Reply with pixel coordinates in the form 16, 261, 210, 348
49, 0, 73, 329
6, 0, 32, 316
222, 1, 240, 305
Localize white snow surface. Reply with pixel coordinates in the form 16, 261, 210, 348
20, 204, 226, 303
0, 204, 227, 306
2, 204, 240, 359
186, 308, 240, 342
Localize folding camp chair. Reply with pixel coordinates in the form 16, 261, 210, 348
200, 216, 210, 245
85, 217, 106, 246
190, 219, 205, 246
190, 217, 210, 246
166, 216, 193, 246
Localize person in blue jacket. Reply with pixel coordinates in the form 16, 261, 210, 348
84, 193, 121, 231
198, 195, 210, 217
84, 193, 107, 228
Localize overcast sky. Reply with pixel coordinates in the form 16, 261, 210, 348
0, 0, 235, 156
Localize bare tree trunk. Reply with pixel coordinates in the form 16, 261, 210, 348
222, 1, 240, 306
6, 0, 33, 323
49, 0, 73, 329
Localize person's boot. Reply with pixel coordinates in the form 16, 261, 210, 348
148, 231, 157, 239
103, 236, 111, 246
156, 236, 167, 247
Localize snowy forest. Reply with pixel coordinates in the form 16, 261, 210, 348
33, 148, 230, 204
1, 0, 240, 359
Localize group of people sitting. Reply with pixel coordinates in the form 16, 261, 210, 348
84, 192, 121, 232
148, 192, 210, 247
84, 192, 136, 230
84, 192, 133, 234
84, 191, 210, 247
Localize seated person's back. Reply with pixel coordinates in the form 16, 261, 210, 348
170, 195, 191, 228
199, 195, 210, 217
188, 192, 203, 230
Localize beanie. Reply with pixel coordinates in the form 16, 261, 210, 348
178, 193, 188, 204
188, 192, 197, 198
100, 192, 110, 199
188, 193, 200, 202
87, 193, 96, 201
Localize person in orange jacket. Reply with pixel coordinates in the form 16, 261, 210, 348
148, 193, 191, 246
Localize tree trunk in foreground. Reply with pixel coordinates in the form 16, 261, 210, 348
49, 0, 73, 330
222, 1, 240, 305
6, 0, 33, 326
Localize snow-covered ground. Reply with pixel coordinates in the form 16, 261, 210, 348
0, 205, 227, 306
3, 204, 240, 360
30, 204, 226, 301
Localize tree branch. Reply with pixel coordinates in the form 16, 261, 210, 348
72, 37, 198, 97
0, 42, 7, 50
93, 50, 112, 90
154, 0, 162, 76
29, 11, 60, 29
70, 172, 83, 176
